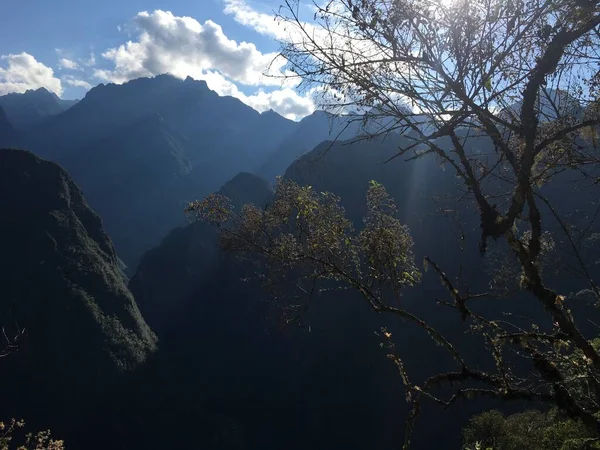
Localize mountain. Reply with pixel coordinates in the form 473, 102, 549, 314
0, 148, 157, 436
64, 112, 194, 266
19, 74, 304, 268
125, 126, 600, 449
130, 171, 273, 334
5, 75, 368, 272
122, 137, 487, 450
0, 87, 77, 130
256, 110, 365, 181
0, 105, 18, 147
499, 88, 584, 124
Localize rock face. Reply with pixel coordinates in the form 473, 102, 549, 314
0, 148, 157, 433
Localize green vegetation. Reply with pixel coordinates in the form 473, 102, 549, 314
0, 419, 63, 450
463, 409, 599, 450
188, 0, 600, 447
187, 178, 420, 314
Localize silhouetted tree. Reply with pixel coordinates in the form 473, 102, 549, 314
188, 0, 600, 447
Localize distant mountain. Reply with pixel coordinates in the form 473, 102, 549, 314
20, 74, 314, 268
0, 87, 77, 129
122, 137, 478, 450
499, 88, 584, 124
0, 105, 18, 147
64, 112, 194, 265
8, 74, 373, 269
256, 110, 364, 181
0, 148, 156, 436
130, 171, 273, 334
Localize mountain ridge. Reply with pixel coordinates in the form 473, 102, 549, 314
12, 74, 356, 269
0, 148, 157, 438
0, 87, 77, 129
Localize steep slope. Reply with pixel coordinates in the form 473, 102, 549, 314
64, 113, 193, 266
124, 147, 479, 450
256, 110, 364, 181
0, 106, 19, 147
110, 172, 292, 450
130, 172, 273, 334
0, 148, 157, 435
0, 87, 75, 130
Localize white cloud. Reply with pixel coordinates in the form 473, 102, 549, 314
58, 58, 80, 70
222, 0, 407, 117
92, 9, 313, 119
199, 70, 314, 120
0, 53, 62, 96
83, 52, 96, 67
95, 10, 288, 87
223, 0, 288, 40
245, 88, 315, 120
62, 75, 92, 89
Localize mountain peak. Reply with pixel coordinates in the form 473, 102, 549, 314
25, 86, 51, 95
0, 87, 73, 129
184, 75, 209, 89
219, 172, 273, 211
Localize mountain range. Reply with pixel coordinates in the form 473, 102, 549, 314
0, 75, 368, 269
1, 73, 599, 450
0, 87, 78, 130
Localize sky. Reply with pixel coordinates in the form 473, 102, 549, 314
0, 0, 317, 120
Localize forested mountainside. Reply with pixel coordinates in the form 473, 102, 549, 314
0, 149, 156, 441
3, 0, 600, 448
0, 75, 363, 269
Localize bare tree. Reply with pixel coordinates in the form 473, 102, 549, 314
189, 0, 600, 447
0, 326, 24, 359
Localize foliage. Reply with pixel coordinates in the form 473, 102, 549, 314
190, 0, 600, 447
463, 409, 599, 450
0, 419, 64, 450
186, 178, 420, 318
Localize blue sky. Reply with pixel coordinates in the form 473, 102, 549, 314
0, 0, 316, 119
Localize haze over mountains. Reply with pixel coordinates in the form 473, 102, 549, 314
1, 74, 366, 269
0, 87, 78, 130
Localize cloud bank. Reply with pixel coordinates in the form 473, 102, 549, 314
0, 53, 63, 96
1, 5, 320, 119
94, 9, 314, 120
